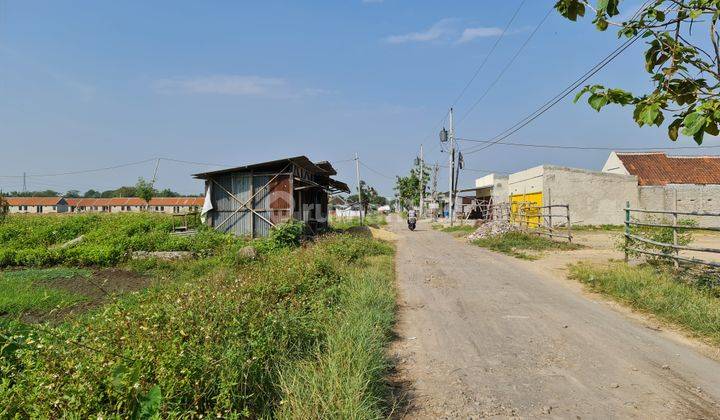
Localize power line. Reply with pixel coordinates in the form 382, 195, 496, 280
456, 137, 720, 151
420, 0, 528, 151
0, 158, 158, 178
463, 1, 660, 156
450, 0, 528, 108
359, 160, 396, 180
458, 7, 553, 125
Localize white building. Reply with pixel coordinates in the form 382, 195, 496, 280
5, 197, 69, 214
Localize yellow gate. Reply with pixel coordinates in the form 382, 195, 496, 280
510, 192, 543, 229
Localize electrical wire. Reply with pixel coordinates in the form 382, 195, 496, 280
456, 137, 720, 151
420, 0, 528, 152
450, 0, 528, 108
359, 160, 397, 180
457, 7, 553, 125
462, 0, 660, 156
25, 158, 157, 178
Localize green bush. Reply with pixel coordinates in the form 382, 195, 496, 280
624, 217, 695, 265
0, 234, 396, 418
268, 220, 306, 248
0, 214, 241, 268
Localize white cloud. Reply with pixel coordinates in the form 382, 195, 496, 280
385, 18, 456, 44
457, 27, 504, 43
154, 75, 324, 99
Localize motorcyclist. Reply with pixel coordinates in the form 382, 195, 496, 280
407, 209, 417, 231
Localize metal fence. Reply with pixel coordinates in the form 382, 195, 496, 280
623, 201, 720, 268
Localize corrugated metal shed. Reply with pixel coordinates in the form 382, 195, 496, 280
193, 156, 350, 237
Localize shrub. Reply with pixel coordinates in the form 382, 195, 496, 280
0, 214, 241, 268
268, 220, 305, 249
623, 217, 695, 265
0, 234, 396, 418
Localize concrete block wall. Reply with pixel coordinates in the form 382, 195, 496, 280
542, 166, 639, 226
638, 185, 720, 227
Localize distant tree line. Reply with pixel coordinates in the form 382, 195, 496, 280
3, 177, 199, 199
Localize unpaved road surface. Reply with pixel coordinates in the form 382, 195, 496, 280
389, 216, 720, 419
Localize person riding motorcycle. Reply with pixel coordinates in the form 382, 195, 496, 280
407, 209, 417, 231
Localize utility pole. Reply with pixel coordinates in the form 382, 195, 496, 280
151, 158, 161, 188
22, 172, 26, 193
419, 144, 424, 218
355, 152, 364, 226
431, 162, 439, 201
448, 107, 456, 227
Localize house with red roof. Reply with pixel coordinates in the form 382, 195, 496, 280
603, 152, 720, 224
5, 197, 69, 214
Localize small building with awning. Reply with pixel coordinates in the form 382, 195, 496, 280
193, 156, 350, 237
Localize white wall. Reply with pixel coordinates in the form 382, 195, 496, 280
508, 166, 544, 195
543, 166, 639, 226
601, 151, 630, 175
474, 174, 509, 204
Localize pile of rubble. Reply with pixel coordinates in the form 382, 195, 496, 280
467, 220, 520, 241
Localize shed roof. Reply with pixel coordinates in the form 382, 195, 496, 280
615, 152, 720, 186
5, 197, 65, 206
192, 156, 337, 179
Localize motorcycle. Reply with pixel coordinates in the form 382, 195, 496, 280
407, 211, 417, 231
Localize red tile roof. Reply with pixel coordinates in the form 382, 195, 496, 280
148, 197, 204, 206
5, 197, 65, 206
616, 152, 720, 186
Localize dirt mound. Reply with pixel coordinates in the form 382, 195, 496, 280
467, 220, 521, 241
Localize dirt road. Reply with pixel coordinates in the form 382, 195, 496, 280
389, 216, 720, 419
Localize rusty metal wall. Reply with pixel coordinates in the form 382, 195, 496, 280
209, 172, 293, 237
210, 173, 253, 236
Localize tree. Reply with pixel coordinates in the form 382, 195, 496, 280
394, 160, 430, 208
83, 189, 102, 198
135, 177, 154, 203
0, 194, 7, 223
65, 190, 81, 198
6, 190, 59, 197
347, 180, 388, 213
555, 0, 720, 143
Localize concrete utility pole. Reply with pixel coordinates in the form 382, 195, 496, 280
355, 152, 364, 226
419, 144, 424, 218
448, 107, 456, 227
22, 172, 26, 193
151, 158, 161, 188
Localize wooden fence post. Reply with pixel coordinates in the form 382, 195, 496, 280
566, 205, 572, 243
624, 201, 630, 263
672, 210, 679, 269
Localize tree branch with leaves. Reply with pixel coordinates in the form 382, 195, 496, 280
556, 0, 720, 143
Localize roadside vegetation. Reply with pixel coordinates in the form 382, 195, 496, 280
330, 212, 387, 230
472, 231, 583, 260
432, 223, 476, 236
0, 213, 235, 267
0, 214, 397, 418
0, 268, 90, 316
569, 262, 720, 345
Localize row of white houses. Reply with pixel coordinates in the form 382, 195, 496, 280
2, 196, 203, 215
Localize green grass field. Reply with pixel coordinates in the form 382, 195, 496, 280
0, 268, 89, 316
330, 212, 388, 230
472, 231, 583, 260
569, 262, 720, 345
0, 215, 397, 418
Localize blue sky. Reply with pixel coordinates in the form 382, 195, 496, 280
1, 0, 717, 197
